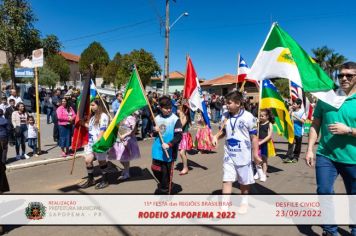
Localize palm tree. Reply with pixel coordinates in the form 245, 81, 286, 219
326, 53, 347, 80
312, 46, 333, 70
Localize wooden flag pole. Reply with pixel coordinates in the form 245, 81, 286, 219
70, 125, 82, 175
236, 53, 240, 90
134, 65, 170, 159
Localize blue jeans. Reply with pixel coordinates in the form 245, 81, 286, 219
28, 138, 37, 154
215, 109, 221, 123
46, 107, 53, 124
316, 155, 356, 235
141, 117, 150, 139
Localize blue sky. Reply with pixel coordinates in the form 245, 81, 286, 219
30, 0, 356, 80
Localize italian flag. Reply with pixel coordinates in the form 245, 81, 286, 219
248, 23, 345, 108
92, 67, 148, 153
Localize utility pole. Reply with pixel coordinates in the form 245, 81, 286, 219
163, 0, 170, 95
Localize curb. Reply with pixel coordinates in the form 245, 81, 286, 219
6, 152, 85, 171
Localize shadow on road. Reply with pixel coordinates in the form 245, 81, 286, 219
267, 165, 283, 174
174, 159, 208, 172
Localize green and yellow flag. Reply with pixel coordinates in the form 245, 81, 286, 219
248, 23, 345, 108
92, 68, 148, 153
261, 79, 294, 144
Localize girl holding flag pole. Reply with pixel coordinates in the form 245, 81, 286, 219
80, 99, 110, 189
177, 102, 193, 175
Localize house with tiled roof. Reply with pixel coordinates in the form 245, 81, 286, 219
201, 73, 259, 102
149, 71, 204, 94
58, 51, 81, 86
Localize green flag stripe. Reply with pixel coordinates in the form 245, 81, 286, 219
263, 24, 334, 92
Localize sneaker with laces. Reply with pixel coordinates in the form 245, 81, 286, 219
283, 158, 293, 163
24, 154, 31, 159
291, 158, 298, 163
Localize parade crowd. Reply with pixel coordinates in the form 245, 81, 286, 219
0, 61, 355, 236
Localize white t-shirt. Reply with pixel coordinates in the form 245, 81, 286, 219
88, 113, 109, 147
27, 124, 37, 138
222, 109, 257, 166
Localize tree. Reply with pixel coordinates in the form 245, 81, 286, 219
79, 41, 109, 84
116, 49, 161, 87
41, 34, 62, 57
312, 46, 333, 70
312, 46, 347, 81
0, 64, 11, 81
326, 53, 347, 79
38, 66, 59, 89
103, 52, 121, 86
0, 0, 40, 87
46, 54, 70, 83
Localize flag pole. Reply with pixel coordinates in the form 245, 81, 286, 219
90, 80, 113, 120
236, 53, 240, 90
70, 125, 82, 175
133, 65, 170, 159
255, 79, 264, 165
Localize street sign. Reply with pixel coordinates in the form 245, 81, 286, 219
32, 48, 44, 67
15, 68, 34, 78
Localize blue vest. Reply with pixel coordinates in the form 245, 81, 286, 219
152, 113, 179, 162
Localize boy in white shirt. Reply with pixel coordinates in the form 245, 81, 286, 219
213, 91, 259, 212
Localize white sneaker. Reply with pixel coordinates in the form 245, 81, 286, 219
260, 173, 267, 182
256, 166, 266, 182
254, 172, 259, 180
24, 154, 31, 159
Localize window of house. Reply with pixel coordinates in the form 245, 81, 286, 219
156, 83, 162, 89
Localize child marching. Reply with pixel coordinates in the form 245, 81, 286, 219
80, 99, 110, 190
195, 110, 214, 153
177, 103, 193, 175
108, 111, 141, 180
212, 91, 259, 212
151, 96, 182, 194
255, 109, 275, 182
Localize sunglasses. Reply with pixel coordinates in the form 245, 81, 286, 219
337, 73, 356, 80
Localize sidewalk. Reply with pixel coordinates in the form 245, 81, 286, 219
5, 114, 84, 171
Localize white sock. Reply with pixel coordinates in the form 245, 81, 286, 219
241, 195, 249, 205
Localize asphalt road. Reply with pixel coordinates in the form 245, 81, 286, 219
2, 121, 349, 236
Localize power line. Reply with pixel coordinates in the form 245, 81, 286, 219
62, 18, 156, 43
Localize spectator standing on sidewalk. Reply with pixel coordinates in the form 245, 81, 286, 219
52, 89, 62, 142
7, 89, 22, 106
56, 98, 76, 157
27, 84, 36, 113
11, 103, 29, 160
27, 116, 38, 157
0, 97, 9, 114
0, 109, 11, 164
4, 99, 16, 147
44, 92, 53, 124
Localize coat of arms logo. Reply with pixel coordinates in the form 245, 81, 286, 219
25, 202, 46, 220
